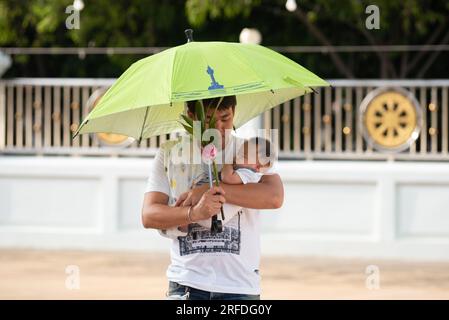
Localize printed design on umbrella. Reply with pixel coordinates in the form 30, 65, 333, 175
207, 65, 224, 90
73, 38, 329, 141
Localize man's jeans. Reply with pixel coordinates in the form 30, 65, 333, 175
166, 281, 260, 300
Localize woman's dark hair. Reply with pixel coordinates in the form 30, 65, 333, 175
186, 95, 237, 115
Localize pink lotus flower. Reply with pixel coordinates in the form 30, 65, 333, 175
202, 143, 217, 164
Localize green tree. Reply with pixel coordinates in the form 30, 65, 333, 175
185, 0, 449, 78
0, 0, 190, 77
1, 0, 448, 78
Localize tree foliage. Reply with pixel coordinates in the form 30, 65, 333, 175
0, 0, 448, 78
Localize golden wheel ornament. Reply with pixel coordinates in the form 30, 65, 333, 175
360, 87, 422, 152
86, 88, 135, 147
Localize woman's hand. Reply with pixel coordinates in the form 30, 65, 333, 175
175, 183, 210, 207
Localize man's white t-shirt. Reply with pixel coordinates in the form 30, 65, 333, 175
145, 134, 270, 295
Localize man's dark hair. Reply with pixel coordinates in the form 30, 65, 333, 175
186, 95, 237, 115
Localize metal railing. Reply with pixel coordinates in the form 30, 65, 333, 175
0, 78, 168, 157
0, 78, 448, 160
268, 80, 449, 161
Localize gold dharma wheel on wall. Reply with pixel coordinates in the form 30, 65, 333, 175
359, 87, 422, 152
86, 88, 135, 147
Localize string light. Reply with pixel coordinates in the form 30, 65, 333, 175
239, 28, 262, 44
73, 0, 84, 11
285, 0, 297, 12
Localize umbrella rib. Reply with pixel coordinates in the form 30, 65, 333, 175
309, 87, 319, 94
138, 106, 150, 144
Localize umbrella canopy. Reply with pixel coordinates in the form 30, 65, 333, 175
74, 39, 329, 141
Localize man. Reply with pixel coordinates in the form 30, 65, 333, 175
141, 95, 284, 300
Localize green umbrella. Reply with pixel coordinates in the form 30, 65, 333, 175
73, 31, 329, 142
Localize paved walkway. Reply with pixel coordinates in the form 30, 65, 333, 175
1, 249, 448, 299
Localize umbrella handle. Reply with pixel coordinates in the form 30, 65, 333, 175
211, 215, 222, 234
185, 29, 194, 43
207, 162, 223, 233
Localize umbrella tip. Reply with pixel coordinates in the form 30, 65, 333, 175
185, 29, 194, 43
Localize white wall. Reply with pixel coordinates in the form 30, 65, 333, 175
263, 161, 449, 261
1, 156, 449, 261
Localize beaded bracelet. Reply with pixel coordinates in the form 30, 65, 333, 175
187, 206, 195, 223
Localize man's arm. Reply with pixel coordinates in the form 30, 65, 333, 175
143, 145, 203, 230
220, 164, 243, 185
142, 187, 227, 229
177, 173, 284, 210
141, 191, 192, 229
220, 173, 283, 209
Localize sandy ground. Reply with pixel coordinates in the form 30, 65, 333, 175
0, 249, 448, 300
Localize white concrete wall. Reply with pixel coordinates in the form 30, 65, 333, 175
1, 156, 449, 261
